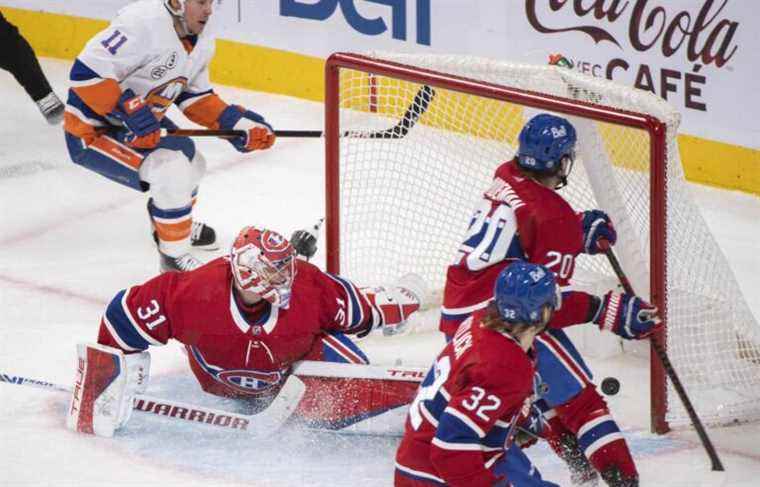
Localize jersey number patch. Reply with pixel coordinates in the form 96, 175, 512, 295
101, 30, 128, 55
136, 299, 166, 330
409, 356, 451, 430
457, 201, 520, 270
461, 386, 502, 422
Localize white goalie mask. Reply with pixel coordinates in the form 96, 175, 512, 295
230, 226, 297, 309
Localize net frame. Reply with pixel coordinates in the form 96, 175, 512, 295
323, 52, 759, 433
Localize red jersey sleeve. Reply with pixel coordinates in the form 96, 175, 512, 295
430, 347, 533, 487
304, 263, 378, 335
97, 272, 180, 352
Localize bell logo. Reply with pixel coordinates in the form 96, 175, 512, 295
550, 126, 567, 139
281, 0, 431, 46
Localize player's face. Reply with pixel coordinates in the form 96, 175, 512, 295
184, 0, 214, 35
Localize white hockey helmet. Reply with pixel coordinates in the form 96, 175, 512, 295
164, 0, 187, 17
164, 0, 190, 35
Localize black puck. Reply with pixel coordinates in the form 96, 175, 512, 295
601, 377, 620, 396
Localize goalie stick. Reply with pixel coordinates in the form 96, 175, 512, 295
0, 371, 305, 438
162, 85, 436, 140
0, 361, 424, 435
598, 240, 725, 472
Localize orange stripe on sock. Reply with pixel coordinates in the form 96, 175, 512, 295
154, 219, 192, 242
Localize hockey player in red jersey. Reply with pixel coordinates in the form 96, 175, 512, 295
396, 261, 561, 487
66, 225, 426, 437
64, 0, 276, 272
438, 114, 661, 486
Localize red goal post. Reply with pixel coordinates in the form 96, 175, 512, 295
323, 52, 760, 433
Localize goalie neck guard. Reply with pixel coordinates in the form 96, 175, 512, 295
230, 226, 297, 309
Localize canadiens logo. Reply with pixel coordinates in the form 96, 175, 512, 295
217, 369, 283, 394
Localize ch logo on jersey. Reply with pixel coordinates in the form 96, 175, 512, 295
550, 126, 567, 139
217, 369, 283, 394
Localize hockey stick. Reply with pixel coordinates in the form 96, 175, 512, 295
162, 84, 436, 140
293, 360, 425, 382
598, 240, 725, 471
0, 371, 305, 438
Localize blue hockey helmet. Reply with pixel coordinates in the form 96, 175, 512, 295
517, 114, 577, 187
494, 261, 560, 327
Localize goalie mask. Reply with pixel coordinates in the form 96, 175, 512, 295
230, 226, 296, 309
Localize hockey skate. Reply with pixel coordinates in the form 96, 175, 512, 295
158, 251, 203, 273
188, 220, 218, 250
35, 92, 64, 125
152, 221, 218, 251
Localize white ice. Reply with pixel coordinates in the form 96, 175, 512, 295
1, 59, 759, 486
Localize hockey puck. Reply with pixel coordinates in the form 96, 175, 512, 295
601, 377, 620, 396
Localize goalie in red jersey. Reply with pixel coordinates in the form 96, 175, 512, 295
66, 225, 427, 437
396, 261, 561, 487
437, 114, 661, 487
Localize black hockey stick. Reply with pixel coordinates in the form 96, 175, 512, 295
599, 240, 725, 471
163, 85, 436, 140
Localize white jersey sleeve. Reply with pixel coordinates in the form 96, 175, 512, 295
76, 16, 153, 83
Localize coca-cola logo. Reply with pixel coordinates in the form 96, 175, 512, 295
525, 0, 739, 68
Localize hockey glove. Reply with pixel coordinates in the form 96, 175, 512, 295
67, 343, 150, 437
514, 403, 546, 449
580, 210, 617, 255
360, 273, 428, 337
593, 292, 662, 340
217, 105, 275, 152
110, 89, 161, 149
291, 228, 318, 259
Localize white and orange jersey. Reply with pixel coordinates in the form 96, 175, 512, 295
64, 0, 227, 142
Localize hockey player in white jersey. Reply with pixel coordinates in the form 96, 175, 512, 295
63, 0, 276, 272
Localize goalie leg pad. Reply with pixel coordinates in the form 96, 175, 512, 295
67, 343, 150, 437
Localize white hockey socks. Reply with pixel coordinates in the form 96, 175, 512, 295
67, 343, 150, 437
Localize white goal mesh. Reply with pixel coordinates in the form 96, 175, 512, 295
326, 52, 760, 429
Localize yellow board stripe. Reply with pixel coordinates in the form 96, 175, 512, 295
3, 7, 757, 196
679, 135, 760, 195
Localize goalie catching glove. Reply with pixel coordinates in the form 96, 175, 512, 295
593, 292, 662, 340
360, 273, 429, 337
66, 343, 150, 437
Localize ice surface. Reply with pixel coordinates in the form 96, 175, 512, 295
1, 59, 759, 486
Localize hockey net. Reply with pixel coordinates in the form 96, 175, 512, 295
323, 52, 760, 431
